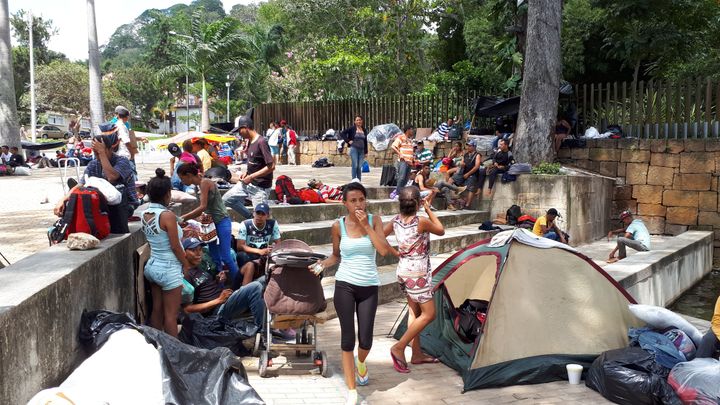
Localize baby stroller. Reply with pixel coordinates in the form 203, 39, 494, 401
255, 239, 330, 377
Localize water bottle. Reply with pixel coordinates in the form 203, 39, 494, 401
283, 195, 288, 205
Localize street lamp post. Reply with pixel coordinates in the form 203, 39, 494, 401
225, 75, 231, 121
168, 31, 192, 132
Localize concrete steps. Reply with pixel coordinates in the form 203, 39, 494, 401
230, 199, 402, 223
281, 209, 489, 246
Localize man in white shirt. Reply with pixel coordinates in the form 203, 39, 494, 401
0, 145, 11, 163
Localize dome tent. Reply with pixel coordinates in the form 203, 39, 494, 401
395, 228, 642, 391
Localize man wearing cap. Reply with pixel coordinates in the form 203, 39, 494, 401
223, 115, 275, 218
532, 208, 567, 244
607, 210, 650, 263
415, 140, 434, 166
237, 203, 282, 286
307, 178, 343, 203
451, 139, 482, 207
182, 237, 266, 329
53, 133, 138, 234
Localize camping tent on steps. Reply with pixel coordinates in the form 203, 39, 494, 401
394, 228, 642, 391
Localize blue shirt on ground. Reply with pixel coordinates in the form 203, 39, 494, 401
626, 219, 651, 250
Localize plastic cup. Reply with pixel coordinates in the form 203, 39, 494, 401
566, 364, 583, 384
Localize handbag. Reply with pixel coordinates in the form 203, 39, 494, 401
198, 213, 218, 243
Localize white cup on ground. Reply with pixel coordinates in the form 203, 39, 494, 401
566, 364, 583, 384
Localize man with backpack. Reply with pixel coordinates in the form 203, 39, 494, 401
53, 133, 138, 234
236, 203, 281, 287
223, 115, 275, 219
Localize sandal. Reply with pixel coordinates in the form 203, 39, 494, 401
390, 350, 410, 373
410, 356, 440, 365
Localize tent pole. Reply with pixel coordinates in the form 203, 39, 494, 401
386, 303, 409, 338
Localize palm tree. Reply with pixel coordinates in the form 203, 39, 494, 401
242, 24, 285, 104
0, 0, 20, 148
159, 12, 249, 131
86, 0, 104, 134
152, 97, 176, 134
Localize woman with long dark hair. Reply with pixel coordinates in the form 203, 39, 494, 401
177, 162, 240, 287
142, 168, 191, 337
341, 115, 369, 181
309, 182, 393, 405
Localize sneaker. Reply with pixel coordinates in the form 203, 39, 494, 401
355, 356, 369, 386
456, 185, 467, 194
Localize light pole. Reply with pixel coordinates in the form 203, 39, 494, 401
225, 74, 231, 122
28, 11, 36, 142
169, 31, 192, 132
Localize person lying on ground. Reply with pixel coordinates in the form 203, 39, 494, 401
478, 138, 514, 198
532, 208, 567, 244
53, 134, 139, 234
307, 178, 343, 203
237, 203, 282, 287
182, 237, 266, 329
607, 210, 650, 263
696, 296, 720, 359
383, 186, 445, 373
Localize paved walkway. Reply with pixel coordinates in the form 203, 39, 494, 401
242, 300, 611, 405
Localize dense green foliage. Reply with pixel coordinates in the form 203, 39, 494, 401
11, 0, 720, 130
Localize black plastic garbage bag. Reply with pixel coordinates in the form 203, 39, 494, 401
179, 313, 258, 356
142, 326, 264, 405
79, 309, 139, 352
586, 347, 681, 405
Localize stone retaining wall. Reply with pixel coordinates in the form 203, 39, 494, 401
559, 139, 720, 266
295, 140, 455, 167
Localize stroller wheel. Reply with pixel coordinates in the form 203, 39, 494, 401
306, 333, 313, 356
319, 351, 329, 378
253, 333, 262, 357
259, 351, 269, 378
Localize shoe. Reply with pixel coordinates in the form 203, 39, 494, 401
355, 356, 369, 386
346, 389, 359, 405
456, 186, 467, 195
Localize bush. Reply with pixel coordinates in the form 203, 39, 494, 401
531, 162, 562, 175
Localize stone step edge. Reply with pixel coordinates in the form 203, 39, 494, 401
281, 209, 488, 232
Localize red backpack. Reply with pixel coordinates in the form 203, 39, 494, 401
274, 175, 303, 204
60, 187, 111, 241
298, 188, 324, 203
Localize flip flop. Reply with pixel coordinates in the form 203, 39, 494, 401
411, 357, 440, 365
390, 350, 410, 373
607, 257, 619, 263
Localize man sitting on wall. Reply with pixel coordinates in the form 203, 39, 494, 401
532, 208, 567, 244
182, 237, 265, 330
607, 210, 650, 263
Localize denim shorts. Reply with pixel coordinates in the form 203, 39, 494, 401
270, 145, 279, 155
144, 257, 183, 291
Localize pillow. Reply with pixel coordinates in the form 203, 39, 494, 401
263, 265, 326, 315
629, 304, 703, 347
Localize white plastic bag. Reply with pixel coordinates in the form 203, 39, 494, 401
629, 304, 703, 347
84, 175, 122, 205
668, 358, 720, 404
584, 126, 600, 138
367, 123, 401, 151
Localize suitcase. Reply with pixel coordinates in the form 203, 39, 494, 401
380, 165, 397, 186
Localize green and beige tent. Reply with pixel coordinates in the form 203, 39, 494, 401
395, 228, 641, 391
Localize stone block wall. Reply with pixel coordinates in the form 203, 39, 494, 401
559, 138, 720, 265
295, 140, 455, 167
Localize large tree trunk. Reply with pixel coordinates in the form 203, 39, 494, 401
0, 0, 20, 148
86, 0, 104, 134
201, 77, 210, 131
513, 0, 563, 165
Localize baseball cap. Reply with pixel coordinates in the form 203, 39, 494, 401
231, 115, 253, 133
168, 143, 182, 158
182, 237, 206, 250
255, 202, 270, 215
547, 208, 561, 217
619, 210, 632, 220
114, 105, 130, 117
466, 138, 477, 147
279, 119, 287, 126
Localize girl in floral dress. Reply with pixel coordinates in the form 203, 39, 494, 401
384, 186, 445, 372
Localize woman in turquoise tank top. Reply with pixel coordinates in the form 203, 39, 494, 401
311, 182, 393, 405
142, 169, 191, 337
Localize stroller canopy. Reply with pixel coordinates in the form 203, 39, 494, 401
409, 229, 641, 391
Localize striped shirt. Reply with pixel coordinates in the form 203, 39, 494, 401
319, 185, 342, 201
437, 122, 450, 136
393, 135, 415, 162
416, 148, 433, 164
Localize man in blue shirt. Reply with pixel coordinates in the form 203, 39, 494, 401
236, 203, 282, 287
607, 210, 651, 263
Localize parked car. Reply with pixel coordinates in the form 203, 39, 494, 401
36, 124, 69, 139
78, 128, 92, 139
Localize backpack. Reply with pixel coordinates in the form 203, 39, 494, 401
454, 299, 488, 343
298, 188, 324, 203
506, 204, 522, 225
274, 175, 303, 204
49, 186, 111, 244
0, 164, 8, 175
312, 157, 333, 168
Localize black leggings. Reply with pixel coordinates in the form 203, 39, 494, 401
334, 280, 378, 352
478, 167, 508, 191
